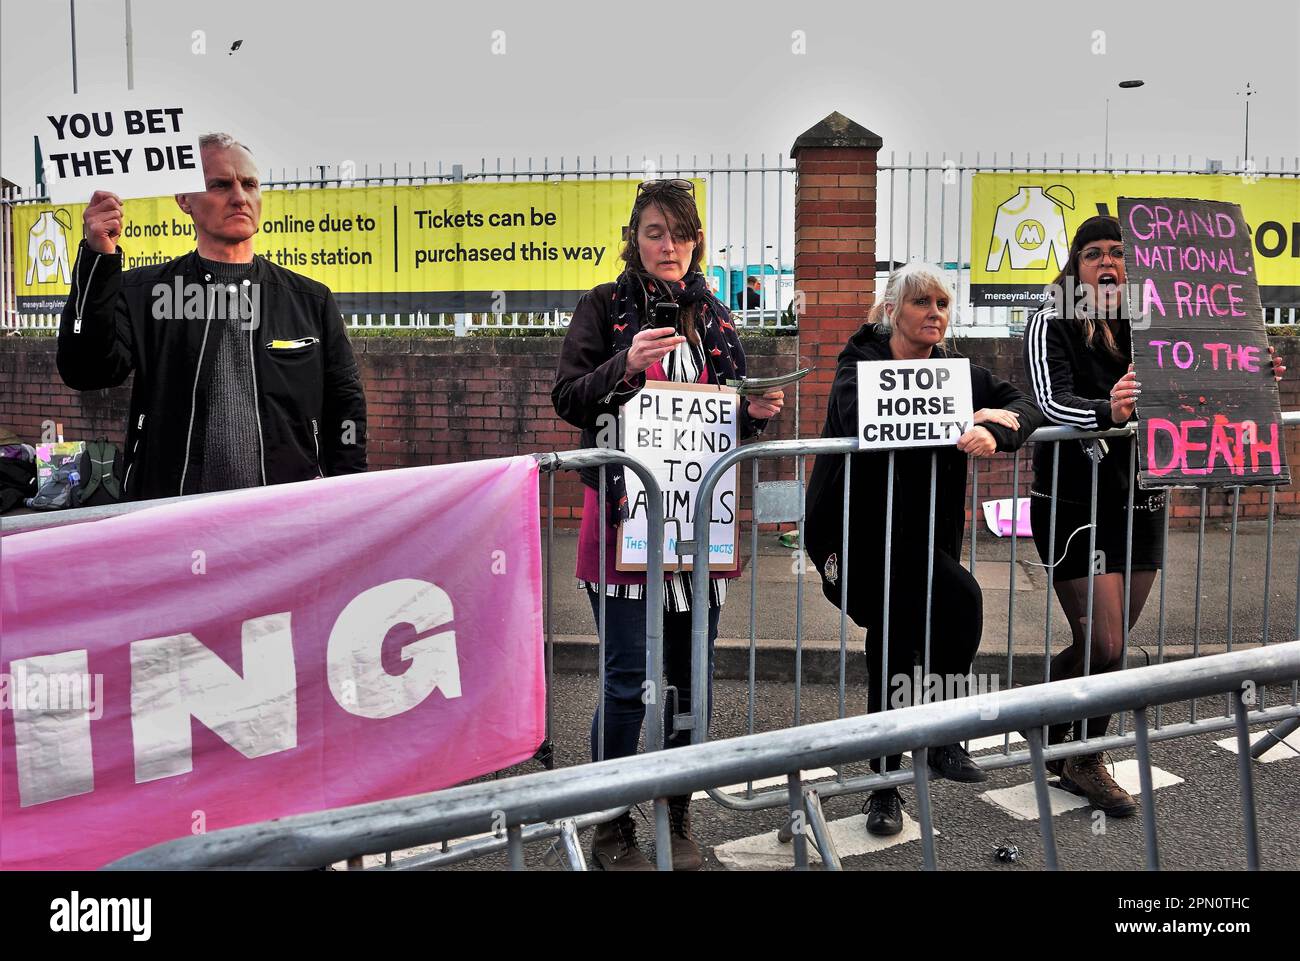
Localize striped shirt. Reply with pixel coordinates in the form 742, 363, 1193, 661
582, 334, 726, 612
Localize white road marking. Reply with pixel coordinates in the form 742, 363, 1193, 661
902, 732, 1027, 759
713, 813, 938, 870
1214, 728, 1300, 764
692, 767, 839, 802
979, 759, 1182, 821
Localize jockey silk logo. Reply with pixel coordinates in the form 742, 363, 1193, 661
986, 186, 1075, 272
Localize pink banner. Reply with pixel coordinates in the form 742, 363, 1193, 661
1, 457, 546, 869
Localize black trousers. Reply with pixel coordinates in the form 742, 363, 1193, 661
860, 549, 984, 775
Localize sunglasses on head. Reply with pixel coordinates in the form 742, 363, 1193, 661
636, 178, 695, 197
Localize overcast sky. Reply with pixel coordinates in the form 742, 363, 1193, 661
3, 0, 1298, 189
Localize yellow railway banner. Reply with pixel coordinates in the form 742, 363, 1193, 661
10, 178, 705, 316
970, 173, 1299, 308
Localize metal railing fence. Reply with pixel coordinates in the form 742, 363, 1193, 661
877, 153, 1300, 335
5, 417, 1298, 870
9, 152, 1295, 336
680, 414, 1300, 843
0, 447, 683, 873
105, 641, 1300, 870
1, 154, 796, 334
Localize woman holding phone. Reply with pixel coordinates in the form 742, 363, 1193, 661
552, 179, 784, 870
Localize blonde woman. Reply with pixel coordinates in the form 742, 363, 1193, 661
805, 262, 1040, 836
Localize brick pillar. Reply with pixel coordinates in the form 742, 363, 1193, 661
791, 112, 882, 440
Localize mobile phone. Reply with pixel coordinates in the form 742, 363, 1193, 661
652, 301, 680, 334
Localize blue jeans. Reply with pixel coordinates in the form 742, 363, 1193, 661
587, 592, 720, 763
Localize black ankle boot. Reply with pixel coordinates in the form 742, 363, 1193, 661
863, 789, 904, 837
927, 742, 989, 783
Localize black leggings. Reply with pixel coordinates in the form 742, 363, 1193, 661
861, 549, 984, 774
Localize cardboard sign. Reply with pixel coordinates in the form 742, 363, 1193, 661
617, 382, 739, 572
38, 96, 205, 204
1118, 197, 1290, 488
857, 359, 974, 450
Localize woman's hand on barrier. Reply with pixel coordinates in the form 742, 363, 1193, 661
747, 388, 784, 420
973, 408, 1020, 431
1267, 345, 1286, 382
625, 326, 685, 377
956, 425, 997, 457
1109, 365, 1141, 423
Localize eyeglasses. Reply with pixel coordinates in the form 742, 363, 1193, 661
1080, 246, 1125, 264
637, 178, 695, 197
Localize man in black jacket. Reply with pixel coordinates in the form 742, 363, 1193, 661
57, 132, 367, 501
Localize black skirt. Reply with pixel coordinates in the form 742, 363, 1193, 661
1030, 490, 1166, 583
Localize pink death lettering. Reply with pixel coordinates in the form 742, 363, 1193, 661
1146, 416, 1282, 479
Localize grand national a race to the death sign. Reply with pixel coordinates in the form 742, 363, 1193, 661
1119, 197, 1290, 488
856, 359, 974, 450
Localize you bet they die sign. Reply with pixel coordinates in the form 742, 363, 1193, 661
38, 95, 205, 203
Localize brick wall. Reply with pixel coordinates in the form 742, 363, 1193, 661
0, 332, 798, 527
2, 332, 1295, 528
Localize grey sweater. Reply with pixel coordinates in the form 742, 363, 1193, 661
197, 257, 262, 492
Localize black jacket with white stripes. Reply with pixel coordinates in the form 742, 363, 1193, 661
1022, 304, 1139, 504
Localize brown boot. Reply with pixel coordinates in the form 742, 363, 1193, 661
591, 813, 654, 871
1059, 753, 1138, 818
668, 796, 704, 871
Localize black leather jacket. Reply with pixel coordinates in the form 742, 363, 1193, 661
58, 242, 367, 500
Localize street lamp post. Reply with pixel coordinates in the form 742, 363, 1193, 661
1241, 82, 1255, 163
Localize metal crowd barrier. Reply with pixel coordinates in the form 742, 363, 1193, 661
0, 449, 679, 872
7, 417, 1297, 871
106, 642, 1300, 870
676, 412, 1300, 856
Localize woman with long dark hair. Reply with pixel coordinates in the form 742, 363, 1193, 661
1023, 215, 1284, 816
552, 179, 783, 869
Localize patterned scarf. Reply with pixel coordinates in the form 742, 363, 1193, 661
603, 268, 747, 522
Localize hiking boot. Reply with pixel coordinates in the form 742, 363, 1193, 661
1059, 753, 1138, 818
863, 789, 904, 837
928, 743, 989, 783
590, 813, 655, 871
668, 796, 704, 871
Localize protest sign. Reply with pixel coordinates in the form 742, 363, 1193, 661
0, 457, 546, 869
37, 95, 205, 204
1118, 197, 1290, 488
617, 382, 739, 572
857, 359, 974, 450
10, 178, 706, 316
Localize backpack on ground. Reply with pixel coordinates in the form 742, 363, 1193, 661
77, 438, 124, 506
